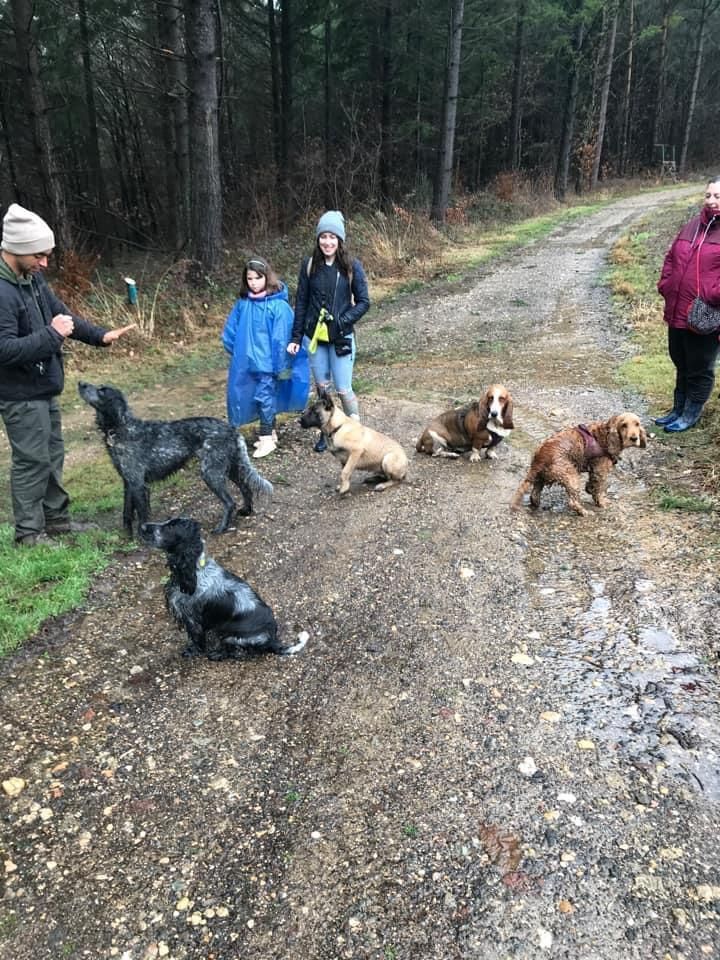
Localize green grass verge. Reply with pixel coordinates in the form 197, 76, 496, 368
0, 456, 194, 657
0, 525, 124, 657
608, 197, 720, 503
609, 199, 699, 406
654, 488, 714, 513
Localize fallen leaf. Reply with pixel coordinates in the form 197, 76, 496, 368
540, 711, 561, 723
558, 899, 574, 913
576, 739, 595, 750
511, 652, 534, 665
693, 884, 720, 902
2, 777, 26, 798
501, 871, 541, 893
479, 823, 522, 873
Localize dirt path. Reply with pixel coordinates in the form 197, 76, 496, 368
3, 189, 720, 960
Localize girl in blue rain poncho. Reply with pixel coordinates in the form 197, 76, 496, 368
222, 257, 310, 458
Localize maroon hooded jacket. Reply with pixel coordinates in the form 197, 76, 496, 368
657, 206, 720, 330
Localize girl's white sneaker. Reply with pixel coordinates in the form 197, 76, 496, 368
253, 435, 277, 458
254, 430, 277, 447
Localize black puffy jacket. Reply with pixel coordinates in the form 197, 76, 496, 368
291, 256, 370, 344
0, 264, 107, 401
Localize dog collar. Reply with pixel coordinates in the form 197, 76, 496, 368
198, 551, 207, 568
327, 424, 342, 439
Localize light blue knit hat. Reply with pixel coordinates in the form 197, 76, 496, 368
316, 210, 346, 241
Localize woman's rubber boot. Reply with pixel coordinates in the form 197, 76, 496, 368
654, 391, 686, 427
314, 433, 327, 453
664, 400, 704, 433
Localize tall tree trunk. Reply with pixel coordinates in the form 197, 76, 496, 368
508, 0, 527, 171
323, 13, 332, 204
268, 0, 282, 176
431, 0, 465, 224
590, 0, 618, 188
575, 2, 606, 193
184, 0, 222, 272
78, 0, 108, 238
159, 0, 189, 251
650, 1, 674, 163
0, 86, 22, 205
554, 15, 584, 201
409, 0, 424, 187
279, 0, 293, 220
679, 0, 716, 177
8, 0, 70, 252
378, 0, 394, 207
618, 0, 634, 176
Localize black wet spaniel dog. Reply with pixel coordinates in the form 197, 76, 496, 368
141, 517, 308, 660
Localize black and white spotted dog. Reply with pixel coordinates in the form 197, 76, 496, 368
141, 517, 308, 660
78, 381, 272, 537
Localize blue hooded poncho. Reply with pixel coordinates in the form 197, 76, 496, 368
221, 283, 310, 427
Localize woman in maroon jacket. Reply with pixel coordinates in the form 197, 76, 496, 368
656, 177, 720, 432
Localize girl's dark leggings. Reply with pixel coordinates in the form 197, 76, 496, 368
668, 326, 720, 403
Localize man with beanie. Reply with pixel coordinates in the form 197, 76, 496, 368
0, 203, 135, 546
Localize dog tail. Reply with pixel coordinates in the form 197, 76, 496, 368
280, 630, 309, 656
509, 475, 532, 511
234, 434, 273, 499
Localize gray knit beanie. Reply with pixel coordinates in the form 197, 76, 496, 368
316, 210, 346, 242
1, 203, 55, 255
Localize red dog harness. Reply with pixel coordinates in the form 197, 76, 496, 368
576, 424, 616, 464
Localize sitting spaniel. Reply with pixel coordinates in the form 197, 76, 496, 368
510, 412, 647, 516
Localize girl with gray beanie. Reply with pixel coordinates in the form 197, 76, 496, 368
287, 210, 370, 451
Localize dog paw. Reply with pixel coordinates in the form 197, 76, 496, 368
469, 450, 481, 463
182, 644, 203, 658
486, 449, 498, 460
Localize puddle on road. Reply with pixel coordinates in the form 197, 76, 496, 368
543, 578, 720, 801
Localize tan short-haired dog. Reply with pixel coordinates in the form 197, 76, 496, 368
416, 383, 514, 462
510, 412, 647, 516
300, 389, 408, 494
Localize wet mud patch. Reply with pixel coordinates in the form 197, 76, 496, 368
516, 482, 720, 803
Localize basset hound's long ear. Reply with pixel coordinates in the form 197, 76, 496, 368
478, 390, 490, 423
639, 423, 648, 448
503, 392, 514, 429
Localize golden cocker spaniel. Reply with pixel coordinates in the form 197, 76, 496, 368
510, 412, 647, 516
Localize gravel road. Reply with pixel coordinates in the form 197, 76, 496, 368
2, 188, 720, 960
